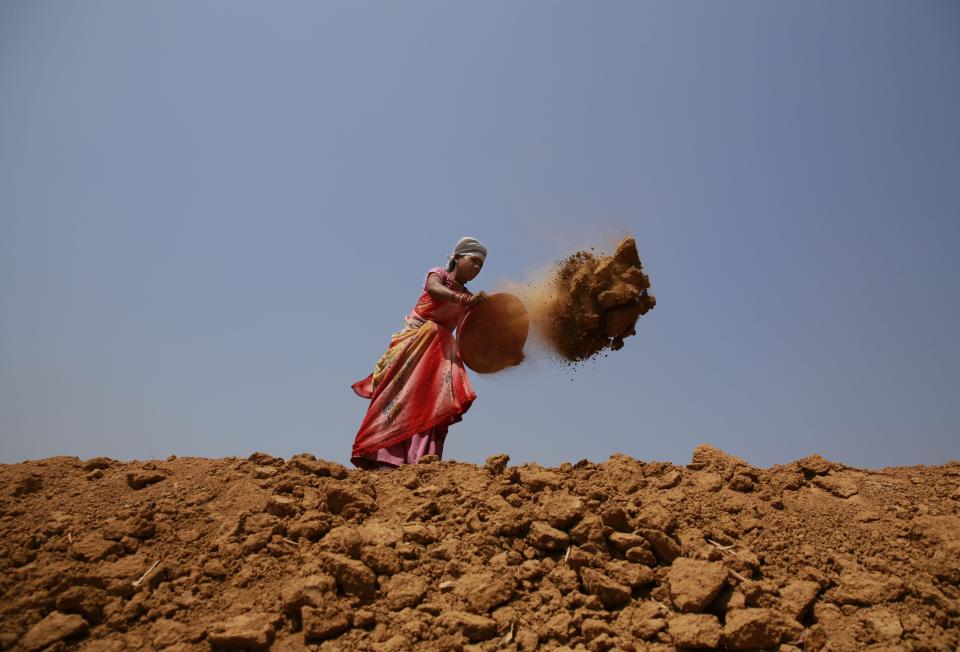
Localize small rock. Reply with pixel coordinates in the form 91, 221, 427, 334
361, 544, 402, 575
515, 629, 540, 651
667, 558, 728, 612
528, 520, 570, 550
244, 512, 280, 535
435, 611, 498, 641
207, 613, 276, 650
729, 474, 756, 492
55, 585, 109, 624
21, 612, 88, 652
326, 484, 375, 517
126, 471, 167, 490
860, 606, 903, 643
83, 457, 113, 471
302, 605, 350, 641
797, 455, 832, 476
402, 523, 438, 545
635, 503, 677, 534
287, 453, 346, 477
608, 531, 648, 553
266, 495, 299, 518
580, 567, 631, 609
77, 640, 124, 652
668, 613, 722, 648
177, 528, 202, 543
456, 572, 514, 613
722, 608, 802, 650
151, 618, 187, 648
281, 574, 337, 616
518, 558, 543, 580
248, 451, 282, 466
484, 454, 510, 475
812, 474, 858, 498
384, 573, 428, 610
688, 445, 751, 476
203, 559, 229, 579
694, 472, 723, 492
540, 492, 584, 529
600, 504, 631, 532
779, 580, 820, 621
638, 528, 682, 563
13, 474, 43, 496
569, 514, 606, 545
545, 566, 579, 593
606, 560, 655, 589
676, 527, 716, 560
317, 553, 376, 599
564, 546, 597, 571
70, 534, 122, 562
520, 469, 561, 491
406, 500, 438, 521
542, 611, 573, 641
490, 509, 531, 537
371, 634, 411, 652
626, 546, 657, 565
241, 530, 271, 555
10, 546, 36, 567
123, 516, 156, 540
353, 608, 376, 629
287, 517, 331, 542
827, 570, 904, 606
252, 466, 278, 479
98, 553, 149, 582
580, 618, 614, 641
740, 580, 778, 608
656, 470, 682, 490
615, 601, 667, 640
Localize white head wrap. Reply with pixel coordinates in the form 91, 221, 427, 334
448, 236, 487, 269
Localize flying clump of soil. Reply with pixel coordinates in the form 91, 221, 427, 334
531, 236, 656, 362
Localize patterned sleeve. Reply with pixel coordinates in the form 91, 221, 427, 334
423, 267, 448, 291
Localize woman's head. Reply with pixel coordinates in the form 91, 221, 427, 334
450, 253, 484, 282
446, 237, 487, 279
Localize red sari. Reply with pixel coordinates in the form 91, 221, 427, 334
351, 267, 476, 467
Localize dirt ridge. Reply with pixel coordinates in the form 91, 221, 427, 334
1, 446, 958, 651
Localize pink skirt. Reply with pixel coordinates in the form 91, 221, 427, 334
353, 426, 447, 471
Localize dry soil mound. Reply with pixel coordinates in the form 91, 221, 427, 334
1, 447, 958, 651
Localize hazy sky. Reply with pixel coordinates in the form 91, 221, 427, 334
2, 1, 958, 469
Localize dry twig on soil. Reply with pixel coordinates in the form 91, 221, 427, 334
132, 559, 161, 587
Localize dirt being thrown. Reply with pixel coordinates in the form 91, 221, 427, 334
525, 236, 656, 362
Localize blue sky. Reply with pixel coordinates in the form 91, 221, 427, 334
1, 1, 958, 468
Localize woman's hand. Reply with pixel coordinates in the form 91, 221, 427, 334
467, 291, 489, 307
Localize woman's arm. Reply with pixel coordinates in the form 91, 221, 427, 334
426, 274, 488, 306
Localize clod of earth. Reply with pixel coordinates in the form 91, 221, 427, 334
526, 236, 656, 362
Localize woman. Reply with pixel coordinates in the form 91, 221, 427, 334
351, 237, 489, 469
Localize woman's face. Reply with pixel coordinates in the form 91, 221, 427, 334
455, 254, 484, 282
